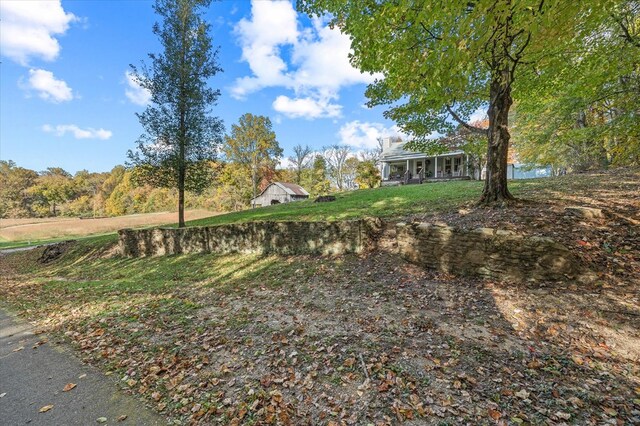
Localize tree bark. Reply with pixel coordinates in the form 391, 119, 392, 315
178, 163, 185, 228
480, 72, 515, 204
251, 162, 257, 209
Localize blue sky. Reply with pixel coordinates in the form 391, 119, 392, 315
0, 0, 409, 174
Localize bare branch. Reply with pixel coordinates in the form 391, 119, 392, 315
446, 105, 488, 136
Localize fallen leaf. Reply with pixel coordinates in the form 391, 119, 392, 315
79, 374, 87, 379
0, 393, 6, 398
488, 408, 501, 420
117, 415, 128, 422
39, 405, 54, 413
63, 383, 77, 392
12, 346, 24, 352
527, 360, 542, 369
555, 411, 571, 420
515, 389, 530, 399
96, 417, 108, 423
603, 407, 617, 417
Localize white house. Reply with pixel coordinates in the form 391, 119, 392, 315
380, 137, 471, 184
251, 182, 309, 208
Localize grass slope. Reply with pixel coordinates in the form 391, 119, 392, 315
188, 180, 484, 227
1, 170, 638, 424
1, 220, 638, 424
3, 170, 638, 248
188, 172, 635, 227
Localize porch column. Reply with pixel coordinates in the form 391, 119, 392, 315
434, 156, 438, 178
406, 159, 410, 174
465, 154, 469, 177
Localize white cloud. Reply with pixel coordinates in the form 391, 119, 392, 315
0, 0, 77, 65
273, 95, 341, 119
468, 107, 488, 124
338, 121, 407, 149
232, 0, 297, 99
43, 124, 112, 140
124, 71, 151, 106
24, 69, 74, 103
232, 0, 377, 119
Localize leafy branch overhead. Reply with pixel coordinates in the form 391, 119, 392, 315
299, 0, 616, 203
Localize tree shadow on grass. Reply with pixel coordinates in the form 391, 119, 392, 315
1, 238, 638, 424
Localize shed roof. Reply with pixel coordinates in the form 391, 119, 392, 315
275, 182, 309, 196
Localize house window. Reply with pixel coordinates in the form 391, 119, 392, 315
390, 164, 405, 179
454, 157, 462, 172
416, 161, 423, 175
444, 158, 452, 174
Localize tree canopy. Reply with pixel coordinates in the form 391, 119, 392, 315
223, 113, 283, 206
128, 0, 224, 227
513, 1, 640, 171
299, 0, 613, 203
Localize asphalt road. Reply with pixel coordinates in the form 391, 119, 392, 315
0, 308, 166, 425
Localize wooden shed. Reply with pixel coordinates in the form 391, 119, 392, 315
251, 182, 310, 208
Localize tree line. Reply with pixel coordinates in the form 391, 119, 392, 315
0, 125, 382, 219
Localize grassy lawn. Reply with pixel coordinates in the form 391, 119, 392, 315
188, 171, 639, 227
0, 233, 113, 250
188, 179, 483, 227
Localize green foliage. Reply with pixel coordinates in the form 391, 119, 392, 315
0, 160, 38, 218
105, 172, 136, 216
223, 113, 283, 202
128, 0, 224, 226
28, 168, 75, 216
513, 1, 640, 170
302, 156, 331, 197
299, 0, 613, 202
215, 162, 253, 211
355, 160, 381, 189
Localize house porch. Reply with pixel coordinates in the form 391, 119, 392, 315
381, 153, 470, 184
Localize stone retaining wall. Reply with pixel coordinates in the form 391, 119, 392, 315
119, 218, 588, 283
118, 218, 384, 257
396, 222, 585, 282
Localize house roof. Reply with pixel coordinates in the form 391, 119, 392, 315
251, 182, 310, 201
381, 141, 464, 161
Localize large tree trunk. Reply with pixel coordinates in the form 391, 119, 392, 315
178, 165, 185, 228
251, 163, 257, 209
480, 72, 515, 204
